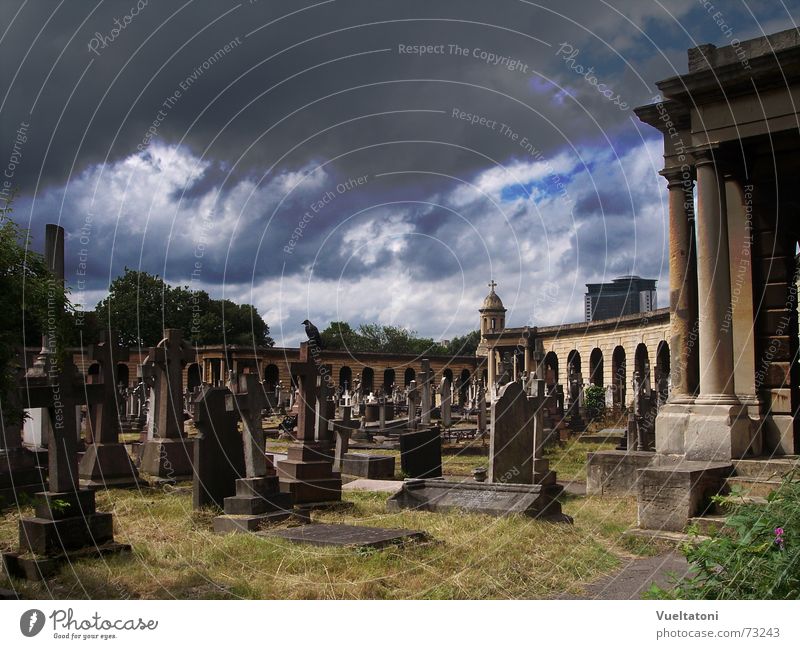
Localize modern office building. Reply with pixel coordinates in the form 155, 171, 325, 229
584, 276, 657, 322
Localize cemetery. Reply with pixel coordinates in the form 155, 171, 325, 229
2, 26, 800, 604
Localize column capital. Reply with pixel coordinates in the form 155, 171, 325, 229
660, 165, 695, 188
686, 143, 723, 167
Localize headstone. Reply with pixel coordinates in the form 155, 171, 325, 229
192, 385, 244, 510
489, 381, 555, 486
406, 381, 420, 431
399, 427, 442, 478
78, 330, 141, 487
341, 453, 395, 479
140, 329, 195, 481
276, 343, 341, 505
439, 377, 452, 428
477, 384, 487, 435
212, 374, 293, 533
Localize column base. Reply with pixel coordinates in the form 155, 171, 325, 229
655, 400, 759, 460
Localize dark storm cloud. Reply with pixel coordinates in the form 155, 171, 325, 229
2, 0, 795, 335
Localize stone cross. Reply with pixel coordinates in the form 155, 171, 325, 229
289, 343, 319, 442
226, 372, 268, 478
86, 330, 129, 444
439, 377, 452, 428
419, 359, 433, 425
314, 364, 333, 443
148, 329, 195, 439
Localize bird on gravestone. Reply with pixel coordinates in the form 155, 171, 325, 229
301, 319, 324, 349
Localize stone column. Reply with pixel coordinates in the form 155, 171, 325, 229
523, 343, 532, 375
694, 149, 737, 401
662, 166, 699, 401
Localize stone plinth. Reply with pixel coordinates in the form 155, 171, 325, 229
140, 438, 193, 482
387, 479, 569, 520
277, 442, 341, 505
341, 453, 395, 479
636, 460, 732, 532
2, 489, 130, 580
213, 476, 294, 534
78, 443, 142, 488
586, 450, 655, 496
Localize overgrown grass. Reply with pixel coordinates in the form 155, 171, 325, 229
545, 441, 617, 482
0, 488, 641, 599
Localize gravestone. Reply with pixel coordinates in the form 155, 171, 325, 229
439, 377, 452, 428
192, 385, 244, 510
399, 427, 442, 478
213, 374, 293, 533
489, 381, 555, 486
79, 330, 141, 488
140, 329, 195, 481
406, 381, 420, 431
276, 343, 341, 505
477, 384, 487, 434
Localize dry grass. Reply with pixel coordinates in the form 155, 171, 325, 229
0, 486, 642, 600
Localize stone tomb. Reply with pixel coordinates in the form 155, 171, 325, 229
263, 523, 426, 549
388, 479, 567, 520
399, 427, 442, 479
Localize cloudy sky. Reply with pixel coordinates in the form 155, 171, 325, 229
2, 0, 797, 346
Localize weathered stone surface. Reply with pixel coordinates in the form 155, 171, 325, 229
341, 453, 395, 479
263, 523, 426, 548
388, 479, 568, 520
636, 460, 732, 532
586, 450, 654, 495
489, 382, 534, 484
399, 428, 442, 478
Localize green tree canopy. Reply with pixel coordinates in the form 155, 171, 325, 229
94, 268, 274, 348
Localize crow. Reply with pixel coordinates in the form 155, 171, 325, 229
302, 319, 323, 349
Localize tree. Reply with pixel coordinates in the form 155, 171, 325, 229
445, 330, 481, 356
94, 268, 274, 347
319, 320, 469, 355
0, 200, 71, 424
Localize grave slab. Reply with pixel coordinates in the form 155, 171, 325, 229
262, 523, 426, 548
387, 479, 570, 520
342, 478, 404, 494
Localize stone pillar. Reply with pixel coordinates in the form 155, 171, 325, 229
694, 150, 736, 400
683, 147, 751, 460
663, 167, 699, 400
524, 343, 532, 375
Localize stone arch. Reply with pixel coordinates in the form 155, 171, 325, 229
589, 348, 603, 386
263, 363, 279, 390
362, 367, 375, 393
116, 363, 130, 387
543, 351, 559, 386
383, 368, 396, 392
655, 340, 670, 401
460, 368, 471, 403
567, 350, 582, 378
612, 346, 626, 408
404, 367, 415, 386
187, 363, 202, 391
635, 343, 651, 395
339, 366, 352, 391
